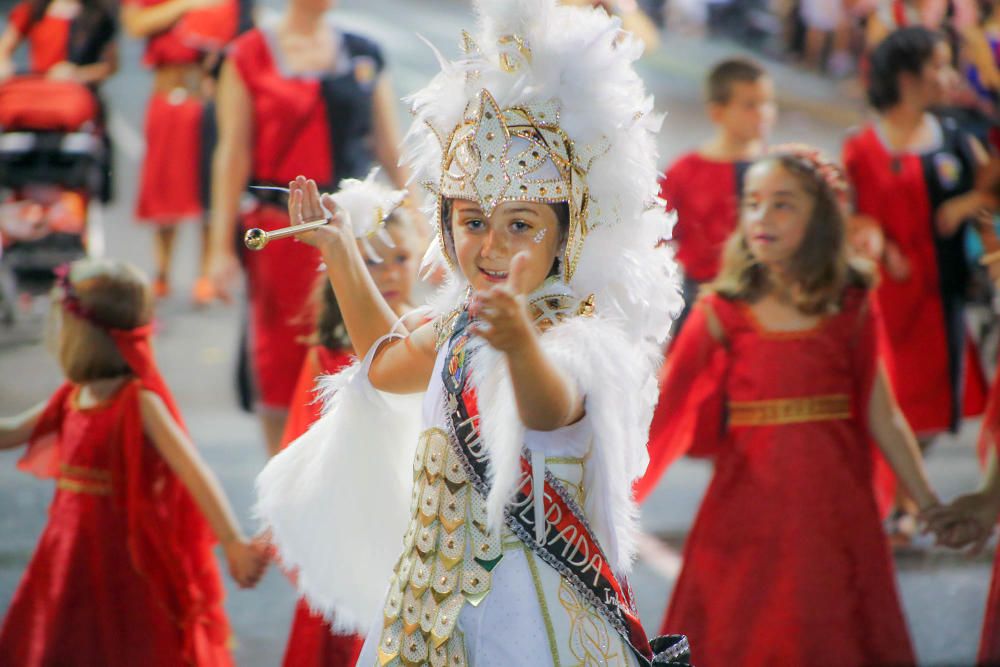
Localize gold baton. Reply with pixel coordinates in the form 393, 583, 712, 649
243, 217, 329, 251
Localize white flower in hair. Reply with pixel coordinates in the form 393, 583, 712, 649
327, 168, 407, 262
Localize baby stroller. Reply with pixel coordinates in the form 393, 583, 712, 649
0, 75, 108, 324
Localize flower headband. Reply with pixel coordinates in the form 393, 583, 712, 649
53, 264, 104, 327
768, 143, 850, 209
53, 263, 150, 333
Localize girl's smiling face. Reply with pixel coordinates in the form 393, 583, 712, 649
449, 199, 562, 293
741, 160, 814, 269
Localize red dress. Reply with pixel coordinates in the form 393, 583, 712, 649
0, 379, 232, 666
278, 345, 365, 667
636, 290, 915, 667
8, 2, 70, 73
659, 152, 749, 284
843, 119, 986, 435
228, 25, 382, 409
125, 0, 232, 223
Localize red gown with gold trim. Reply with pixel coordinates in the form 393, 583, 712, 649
0, 380, 232, 667
279, 345, 365, 667
635, 290, 915, 667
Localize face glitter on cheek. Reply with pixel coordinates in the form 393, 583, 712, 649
533, 229, 547, 244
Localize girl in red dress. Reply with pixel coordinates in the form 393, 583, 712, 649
279, 194, 421, 667
206, 0, 411, 456
120, 0, 237, 300
0, 258, 267, 666
636, 147, 955, 667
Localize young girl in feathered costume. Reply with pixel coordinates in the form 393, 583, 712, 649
254, 0, 690, 664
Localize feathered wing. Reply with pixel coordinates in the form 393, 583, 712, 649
254, 355, 423, 633
471, 312, 663, 576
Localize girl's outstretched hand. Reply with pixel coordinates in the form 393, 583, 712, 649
223, 537, 270, 589
922, 493, 999, 553
469, 252, 534, 353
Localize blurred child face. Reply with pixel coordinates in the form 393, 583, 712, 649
450, 199, 562, 294
741, 161, 814, 269
710, 78, 776, 144
363, 224, 418, 314
915, 41, 956, 108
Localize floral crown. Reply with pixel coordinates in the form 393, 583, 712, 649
768, 143, 850, 209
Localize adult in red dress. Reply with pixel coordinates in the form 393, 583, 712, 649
120, 0, 239, 300
206, 0, 411, 456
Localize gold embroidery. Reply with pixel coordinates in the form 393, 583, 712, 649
728, 394, 852, 427
59, 464, 111, 481
558, 577, 627, 666
57, 478, 112, 496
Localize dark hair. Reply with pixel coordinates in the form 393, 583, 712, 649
867, 27, 944, 111
709, 153, 872, 314
706, 57, 768, 105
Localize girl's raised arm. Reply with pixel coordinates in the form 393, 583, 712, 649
0, 402, 45, 450
138, 390, 267, 587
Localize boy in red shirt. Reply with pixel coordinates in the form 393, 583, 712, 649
661, 57, 776, 331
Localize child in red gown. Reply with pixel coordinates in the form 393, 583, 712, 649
0, 258, 268, 666
843, 27, 987, 441
636, 147, 952, 667
278, 193, 421, 667
660, 57, 774, 332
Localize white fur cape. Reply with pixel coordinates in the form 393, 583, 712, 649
254, 312, 659, 634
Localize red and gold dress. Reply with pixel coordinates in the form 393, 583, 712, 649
0, 378, 232, 666
636, 290, 915, 667
277, 345, 365, 667
227, 25, 383, 409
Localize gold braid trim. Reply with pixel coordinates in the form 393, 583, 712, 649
728, 394, 852, 427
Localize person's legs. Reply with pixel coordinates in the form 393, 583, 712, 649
152, 224, 179, 297
260, 409, 289, 458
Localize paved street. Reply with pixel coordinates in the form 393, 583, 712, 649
0, 1, 995, 665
